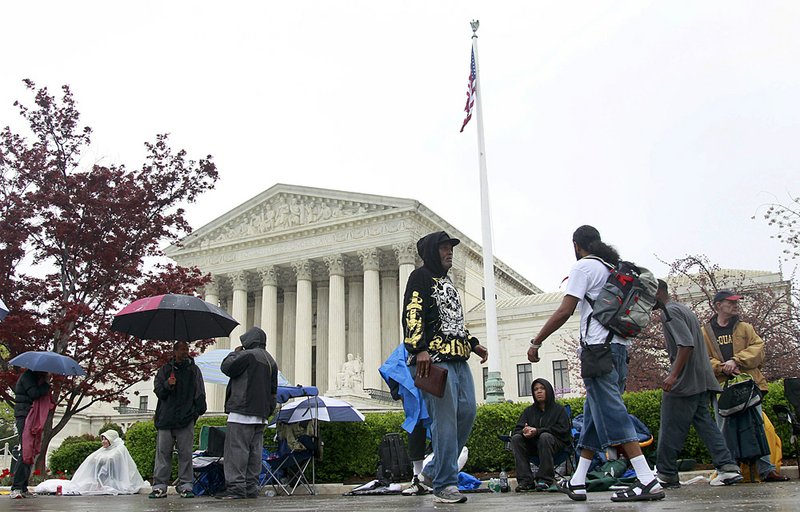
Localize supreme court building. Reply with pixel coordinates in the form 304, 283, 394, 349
163, 184, 542, 411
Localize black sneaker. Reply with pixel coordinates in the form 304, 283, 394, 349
402, 476, 431, 496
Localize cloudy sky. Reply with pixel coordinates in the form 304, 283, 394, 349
2, 1, 797, 291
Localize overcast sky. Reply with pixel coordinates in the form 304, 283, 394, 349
2, 1, 797, 291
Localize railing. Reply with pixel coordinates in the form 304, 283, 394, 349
364, 388, 395, 403
114, 406, 155, 415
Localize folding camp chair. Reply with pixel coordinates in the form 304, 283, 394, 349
192, 453, 225, 496
772, 377, 800, 474
498, 404, 577, 479
259, 431, 317, 495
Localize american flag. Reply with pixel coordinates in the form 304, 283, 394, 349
460, 48, 476, 133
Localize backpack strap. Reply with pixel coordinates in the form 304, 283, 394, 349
580, 255, 615, 344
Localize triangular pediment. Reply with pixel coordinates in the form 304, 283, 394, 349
168, 184, 416, 253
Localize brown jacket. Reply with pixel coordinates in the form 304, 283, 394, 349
702, 317, 767, 391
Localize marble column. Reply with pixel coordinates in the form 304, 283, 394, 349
346, 276, 363, 359
253, 293, 262, 328
452, 266, 467, 314
324, 255, 346, 392
380, 270, 400, 364
202, 279, 223, 412
230, 271, 248, 346
394, 241, 417, 338
293, 260, 313, 387
359, 248, 382, 391
281, 286, 297, 384
315, 282, 329, 392
259, 266, 279, 357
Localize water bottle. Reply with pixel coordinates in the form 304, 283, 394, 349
56, 484, 62, 496
265, 489, 276, 497
499, 469, 509, 493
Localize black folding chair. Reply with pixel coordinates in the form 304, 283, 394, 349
772, 378, 800, 475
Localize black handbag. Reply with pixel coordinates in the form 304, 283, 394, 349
580, 342, 613, 379
718, 378, 762, 417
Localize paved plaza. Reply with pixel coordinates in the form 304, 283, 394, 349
0, 480, 798, 512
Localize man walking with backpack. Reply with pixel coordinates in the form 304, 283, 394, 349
653, 280, 743, 488
527, 225, 664, 502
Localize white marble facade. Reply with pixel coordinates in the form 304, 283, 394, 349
163, 184, 540, 411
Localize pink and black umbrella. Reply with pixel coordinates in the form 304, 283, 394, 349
111, 293, 239, 341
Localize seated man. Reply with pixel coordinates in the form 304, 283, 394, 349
511, 378, 572, 491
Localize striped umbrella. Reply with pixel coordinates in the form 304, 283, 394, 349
0, 298, 8, 322
276, 396, 365, 423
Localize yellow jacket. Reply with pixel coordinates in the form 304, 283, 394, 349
702, 318, 767, 391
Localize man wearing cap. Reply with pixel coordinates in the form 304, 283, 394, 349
403, 231, 488, 504
702, 289, 787, 482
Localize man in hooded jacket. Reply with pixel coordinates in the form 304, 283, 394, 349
217, 326, 278, 500
510, 378, 572, 491
403, 231, 488, 504
150, 341, 207, 499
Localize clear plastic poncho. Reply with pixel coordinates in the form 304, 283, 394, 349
35, 430, 145, 495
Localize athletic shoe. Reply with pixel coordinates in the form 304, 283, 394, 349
214, 492, 245, 500
179, 490, 195, 498
656, 475, 681, 489
148, 488, 167, 499
433, 486, 467, 504
418, 472, 433, 487
514, 482, 535, 492
9, 490, 24, 499
402, 476, 431, 496
710, 471, 744, 486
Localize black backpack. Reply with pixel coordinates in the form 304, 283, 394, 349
584, 257, 658, 341
376, 433, 413, 483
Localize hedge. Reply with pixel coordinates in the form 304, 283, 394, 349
47, 379, 798, 481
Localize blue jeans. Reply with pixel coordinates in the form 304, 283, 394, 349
419, 361, 476, 492
578, 343, 638, 453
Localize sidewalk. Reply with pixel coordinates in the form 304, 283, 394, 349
0, 477, 798, 511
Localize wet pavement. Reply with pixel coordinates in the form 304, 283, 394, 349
0, 480, 798, 512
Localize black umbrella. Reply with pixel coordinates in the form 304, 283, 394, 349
110, 293, 239, 341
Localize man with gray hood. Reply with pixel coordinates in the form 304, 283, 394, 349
217, 326, 278, 500
403, 231, 488, 504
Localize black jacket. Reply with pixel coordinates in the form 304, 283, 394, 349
222, 327, 278, 419
154, 357, 207, 430
402, 231, 478, 364
14, 370, 50, 419
512, 378, 572, 445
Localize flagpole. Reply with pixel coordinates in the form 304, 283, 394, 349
470, 20, 505, 403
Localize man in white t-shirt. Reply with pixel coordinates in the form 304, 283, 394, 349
527, 225, 664, 503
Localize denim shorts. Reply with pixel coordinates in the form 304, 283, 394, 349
578, 343, 638, 452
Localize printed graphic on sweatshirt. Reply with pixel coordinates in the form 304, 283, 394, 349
432, 276, 465, 338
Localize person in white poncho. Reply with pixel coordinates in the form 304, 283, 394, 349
35, 430, 145, 495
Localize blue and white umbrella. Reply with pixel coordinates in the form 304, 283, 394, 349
276, 396, 365, 424
195, 349, 289, 386
9, 351, 86, 376
0, 298, 8, 322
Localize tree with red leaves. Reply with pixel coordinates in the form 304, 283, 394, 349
0, 80, 218, 469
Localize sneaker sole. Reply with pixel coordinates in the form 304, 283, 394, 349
433, 496, 467, 503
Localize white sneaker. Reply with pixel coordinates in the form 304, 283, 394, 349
9, 490, 24, 499
710, 471, 744, 486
